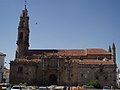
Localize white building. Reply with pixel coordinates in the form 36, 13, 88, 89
3, 67, 9, 83
0, 52, 6, 83
117, 69, 120, 88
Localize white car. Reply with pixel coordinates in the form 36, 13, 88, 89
11, 85, 21, 90
1, 83, 9, 90
2, 84, 7, 90
11, 85, 27, 90
38, 86, 48, 90
103, 86, 110, 90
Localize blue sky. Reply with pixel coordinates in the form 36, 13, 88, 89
0, 0, 120, 68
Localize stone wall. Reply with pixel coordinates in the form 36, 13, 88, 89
10, 59, 117, 87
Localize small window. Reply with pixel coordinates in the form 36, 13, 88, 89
20, 32, 23, 40
105, 77, 107, 80
18, 67, 23, 73
96, 76, 99, 80
100, 69, 103, 72
71, 74, 73, 77
81, 74, 84, 77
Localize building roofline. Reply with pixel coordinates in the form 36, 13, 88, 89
0, 52, 6, 56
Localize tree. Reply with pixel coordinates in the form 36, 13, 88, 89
87, 80, 100, 88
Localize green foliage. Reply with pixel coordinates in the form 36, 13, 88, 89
87, 80, 100, 88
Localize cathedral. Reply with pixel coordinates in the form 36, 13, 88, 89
10, 6, 117, 88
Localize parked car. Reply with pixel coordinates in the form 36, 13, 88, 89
38, 86, 48, 90
11, 85, 21, 90
11, 85, 27, 90
27, 86, 37, 90
103, 86, 110, 90
2, 84, 7, 90
54, 86, 64, 90
1, 83, 9, 90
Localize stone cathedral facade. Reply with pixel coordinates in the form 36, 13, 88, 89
10, 7, 117, 87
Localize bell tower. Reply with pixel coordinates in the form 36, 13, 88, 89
16, 3, 30, 58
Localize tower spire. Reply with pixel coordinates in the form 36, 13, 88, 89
112, 42, 116, 64
108, 45, 111, 52
25, 0, 27, 9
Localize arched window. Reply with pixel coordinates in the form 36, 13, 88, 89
49, 74, 57, 85
22, 21, 25, 27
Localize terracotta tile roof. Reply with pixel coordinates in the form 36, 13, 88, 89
15, 58, 114, 65
76, 59, 114, 65
86, 48, 111, 55
65, 59, 114, 65
47, 50, 86, 56
14, 58, 42, 63
64, 58, 114, 65
15, 48, 113, 65
28, 49, 86, 57
29, 48, 110, 57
